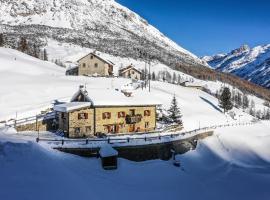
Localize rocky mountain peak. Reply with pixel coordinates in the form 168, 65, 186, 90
231, 44, 250, 55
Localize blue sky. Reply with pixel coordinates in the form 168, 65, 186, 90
117, 0, 270, 56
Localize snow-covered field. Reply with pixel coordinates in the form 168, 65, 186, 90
0, 47, 257, 130
1, 47, 270, 200
1, 121, 270, 200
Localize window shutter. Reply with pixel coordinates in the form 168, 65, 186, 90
102, 113, 106, 119
85, 113, 88, 119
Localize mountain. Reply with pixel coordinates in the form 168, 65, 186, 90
202, 44, 270, 89
0, 0, 207, 68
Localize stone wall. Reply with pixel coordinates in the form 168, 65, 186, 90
78, 54, 110, 76
56, 131, 213, 161
68, 108, 95, 138
16, 118, 56, 132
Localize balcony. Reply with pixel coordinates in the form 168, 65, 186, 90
125, 114, 142, 124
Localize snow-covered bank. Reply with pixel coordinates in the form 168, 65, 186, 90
1, 122, 270, 200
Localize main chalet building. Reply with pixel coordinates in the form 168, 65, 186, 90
54, 86, 161, 138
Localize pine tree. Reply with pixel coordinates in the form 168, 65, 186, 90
172, 72, 176, 84
32, 44, 39, 58
17, 37, 28, 53
265, 108, 270, 120
167, 94, 183, 125
43, 49, 48, 61
242, 93, 249, 109
219, 87, 233, 113
0, 33, 4, 47
151, 72, 156, 81
177, 74, 182, 84
249, 100, 255, 116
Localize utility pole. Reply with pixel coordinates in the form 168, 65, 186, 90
148, 59, 151, 92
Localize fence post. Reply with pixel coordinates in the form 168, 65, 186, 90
86, 139, 88, 144
62, 139, 64, 145
108, 138, 110, 144
127, 137, 130, 143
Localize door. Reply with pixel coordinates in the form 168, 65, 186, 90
129, 124, 135, 132
114, 124, 120, 134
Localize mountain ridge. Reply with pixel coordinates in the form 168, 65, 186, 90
0, 0, 207, 68
202, 44, 270, 89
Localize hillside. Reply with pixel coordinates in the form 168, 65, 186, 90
0, 0, 207, 68
202, 44, 270, 89
2, 47, 270, 128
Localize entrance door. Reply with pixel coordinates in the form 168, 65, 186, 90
114, 124, 120, 134
129, 124, 135, 132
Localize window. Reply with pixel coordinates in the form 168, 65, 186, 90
86, 126, 92, 133
61, 113, 66, 119
94, 63, 98, 68
129, 109, 135, 116
102, 112, 111, 119
75, 127, 80, 134
145, 122, 149, 129
131, 70, 135, 74
144, 110, 151, 116
78, 113, 88, 120
118, 111, 126, 118
82, 63, 86, 67
90, 55, 94, 59
104, 125, 113, 133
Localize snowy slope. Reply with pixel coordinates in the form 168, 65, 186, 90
0, 47, 259, 131
0, 0, 206, 68
202, 44, 270, 89
1, 121, 270, 200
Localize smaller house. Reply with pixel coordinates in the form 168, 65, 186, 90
180, 81, 203, 90
99, 144, 118, 170
119, 65, 142, 80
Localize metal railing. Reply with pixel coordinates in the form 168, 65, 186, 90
36, 121, 256, 146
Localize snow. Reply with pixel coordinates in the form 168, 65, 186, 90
99, 144, 118, 157
54, 102, 92, 112
203, 44, 270, 88
0, 47, 264, 131
0, 121, 270, 200
0, 47, 270, 200
0, 0, 204, 63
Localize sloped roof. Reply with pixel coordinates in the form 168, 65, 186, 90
77, 52, 115, 66
119, 65, 142, 75
54, 102, 91, 112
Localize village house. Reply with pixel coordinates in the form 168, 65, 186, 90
66, 52, 114, 76
180, 81, 204, 90
119, 65, 142, 80
54, 86, 161, 138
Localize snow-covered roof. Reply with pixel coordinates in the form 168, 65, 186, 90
99, 144, 118, 157
78, 52, 114, 66
119, 65, 142, 74
54, 102, 91, 112
86, 88, 161, 107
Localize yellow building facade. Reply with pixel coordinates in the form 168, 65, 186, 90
54, 87, 160, 138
